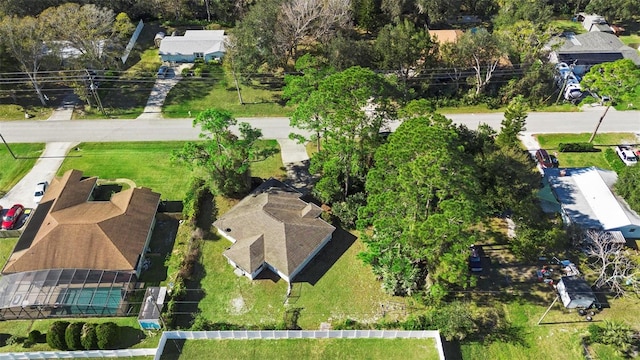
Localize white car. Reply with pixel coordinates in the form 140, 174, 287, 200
615, 145, 638, 166
34, 181, 48, 204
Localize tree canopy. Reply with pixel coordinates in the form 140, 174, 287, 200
359, 114, 482, 299
172, 109, 274, 197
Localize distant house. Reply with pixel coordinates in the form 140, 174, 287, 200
0, 169, 161, 320
214, 179, 335, 283
557, 276, 597, 309
545, 167, 640, 239
548, 32, 640, 76
158, 30, 226, 63
577, 13, 613, 33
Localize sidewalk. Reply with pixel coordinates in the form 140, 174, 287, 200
0, 96, 77, 209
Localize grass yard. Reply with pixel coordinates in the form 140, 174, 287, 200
535, 133, 637, 170
161, 338, 438, 360
0, 144, 45, 196
550, 19, 586, 34
249, 140, 286, 180
57, 142, 190, 200
0, 105, 52, 121
162, 65, 294, 118
197, 229, 409, 330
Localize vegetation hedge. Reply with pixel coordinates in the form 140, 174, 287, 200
65, 322, 85, 350
558, 142, 599, 152
28, 330, 41, 344
96, 322, 119, 350
46, 321, 70, 350
603, 148, 627, 173
80, 323, 98, 350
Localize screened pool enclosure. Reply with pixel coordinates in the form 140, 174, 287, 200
0, 269, 135, 320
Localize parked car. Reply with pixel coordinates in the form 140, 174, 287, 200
469, 245, 483, 273
34, 181, 48, 204
156, 65, 169, 79
2, 204, 24, 230
615, 145, 638, 166
535, 149, 557, 168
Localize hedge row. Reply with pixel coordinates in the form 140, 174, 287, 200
603, 148, 627, 173
47, 321, 120, 350
558, 142, 599, 152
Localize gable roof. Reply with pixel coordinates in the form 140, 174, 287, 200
2, 170, 160, 274
545, 167, 640, 232
553, 32, 640, 65
159, 30, 226, 56
214, 179, 335, 279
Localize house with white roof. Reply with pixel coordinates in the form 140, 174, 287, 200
545, 167, 640, 239
158, 30, 226, 63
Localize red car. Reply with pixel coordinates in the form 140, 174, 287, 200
2, 204, 24, 230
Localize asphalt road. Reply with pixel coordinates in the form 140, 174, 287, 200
1, 108, 638, 143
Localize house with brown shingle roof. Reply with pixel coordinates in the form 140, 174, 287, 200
214, 178, 335, 283
2, 169, 161, 276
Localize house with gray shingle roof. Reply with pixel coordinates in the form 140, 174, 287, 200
158, 30, 226, 63
214, 179, 335, 283
548, 32, 640, 76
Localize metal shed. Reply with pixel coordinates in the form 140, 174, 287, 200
557, 276, 597, 309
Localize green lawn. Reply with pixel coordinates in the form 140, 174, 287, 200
535, 133, 637, 170
550, 19, 586, 34
0, 144, 45, 196
163, 66, 294, 118
461, 296, 639, 360
249, 140, 286, 180
197, 229, 409, 329
0, 105, 52, 121
57, 142, 190, 200
165, 338, 438, 360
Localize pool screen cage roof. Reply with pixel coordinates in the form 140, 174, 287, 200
0, 268, 136, 320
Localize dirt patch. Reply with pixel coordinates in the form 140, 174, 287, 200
230, 296, 247, 315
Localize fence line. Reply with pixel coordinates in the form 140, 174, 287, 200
120, 20, 144, 64
1, 330, 445, 360
0, 348, 156, 360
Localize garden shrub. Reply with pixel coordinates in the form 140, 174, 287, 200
46, 321, 69, 350
558, 142, 598, 152
603, 148, 627, 173
27, 330, 41, 344
6, 335, 24, 346
65, 322, 85, 350
332, 192, 366, 229
81, 323, 98, 350
96, 322, 119, 350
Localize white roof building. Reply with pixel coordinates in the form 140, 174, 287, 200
158, 30, 226, 63
546, 167, 640, 239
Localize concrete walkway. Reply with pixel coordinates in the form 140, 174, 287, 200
277, 139, 315, 193
137, 66, 186, 119
0, 97, 78, 209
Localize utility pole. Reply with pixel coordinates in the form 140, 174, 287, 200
86, 69, 106, 116
588, 105, 610, 143
537, 295, 559, 325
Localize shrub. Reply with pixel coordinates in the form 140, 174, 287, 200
46, 321, 70, 350
558, 142, 598, 152
332, 192, 367, 229
6, 335, 24, 345
96, 322, 119, 350
80, 323, 98, 350
27, 330, 41, 344
603, 148, 627, 173
65, 322, 85, 350
587, 324, 603, 344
